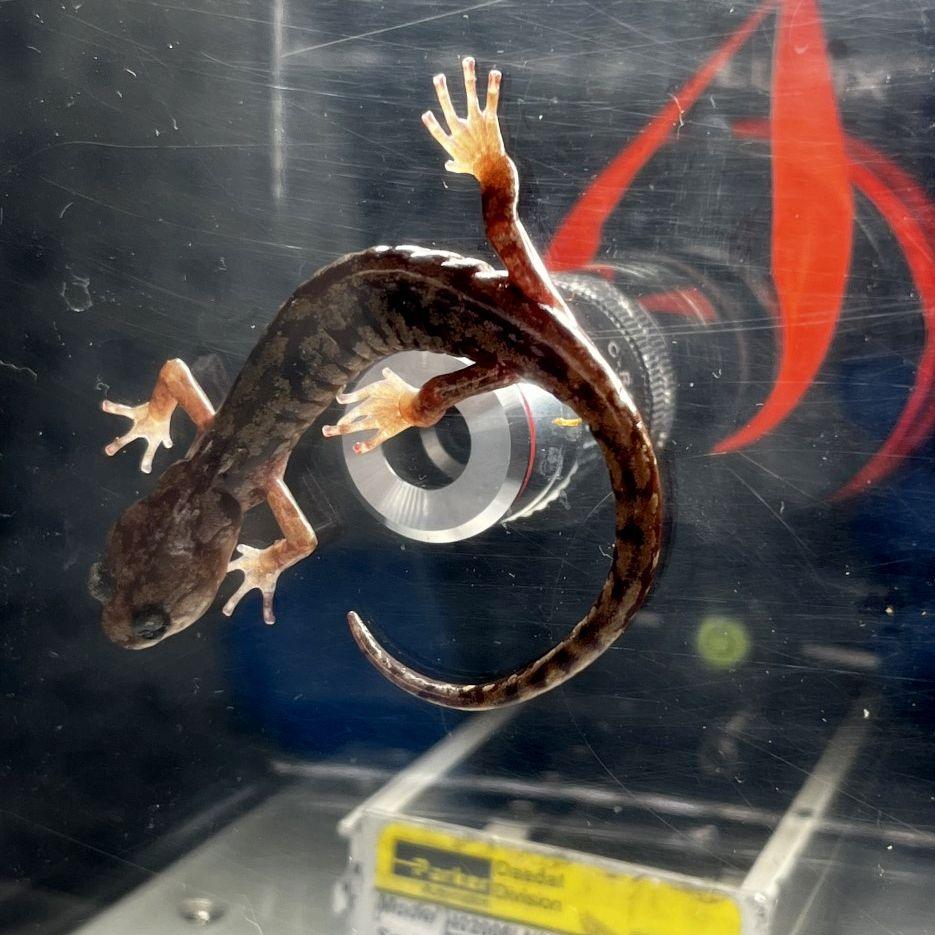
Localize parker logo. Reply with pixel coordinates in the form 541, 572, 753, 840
392, 841, 492, 896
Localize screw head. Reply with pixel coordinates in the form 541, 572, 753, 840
179, 897, 225, 926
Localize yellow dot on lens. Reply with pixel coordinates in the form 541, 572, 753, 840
696, 616, 751, 669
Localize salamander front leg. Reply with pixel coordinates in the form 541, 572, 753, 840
102, 358, 215, 473
322, 360, 518, 455
222, 478, 318, 625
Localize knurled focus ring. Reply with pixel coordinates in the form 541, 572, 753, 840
556, 273, 676, 449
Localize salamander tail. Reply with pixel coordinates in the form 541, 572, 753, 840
344, 411, 661, 710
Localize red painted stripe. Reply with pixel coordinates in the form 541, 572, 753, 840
638, 287, 718, 323
544, 0, 777, 272
847, 138, 935, 245
714, 0, 853, 453
733, 119, 935, 497
842, 139, 935, 470
832, 162, 935, 498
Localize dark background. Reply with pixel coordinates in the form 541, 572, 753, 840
1, 0, 933, 931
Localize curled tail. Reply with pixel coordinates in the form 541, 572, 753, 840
337, 59, 661, 708
345, 383, 662, 710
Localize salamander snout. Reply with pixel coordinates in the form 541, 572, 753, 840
96, 465, 244, 650
88, 561, 116, 603
131, 604, 170, 642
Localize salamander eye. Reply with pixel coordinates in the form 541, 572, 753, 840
131, 604, 170, 641
88, 562, 116, 604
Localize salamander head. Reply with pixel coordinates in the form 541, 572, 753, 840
89, 462, 242, 649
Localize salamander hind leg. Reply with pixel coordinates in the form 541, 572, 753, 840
222, 478, 317, 625
421, 56, 505, 186
321, 367, 427, 455
322, 361, 520, 456
422, 57, 568, 315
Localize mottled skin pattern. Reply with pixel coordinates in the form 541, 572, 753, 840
90, 59, 662, 710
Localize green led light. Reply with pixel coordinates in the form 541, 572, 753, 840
696, 615, 751, 669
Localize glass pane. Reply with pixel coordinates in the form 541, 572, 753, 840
2, 2, 932, 933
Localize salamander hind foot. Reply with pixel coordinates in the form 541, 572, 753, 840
322, 367, 426, 455
421, 56, 505, 186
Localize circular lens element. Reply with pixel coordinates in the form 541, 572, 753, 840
342, 351, 535, 543
340, 273, 675, 543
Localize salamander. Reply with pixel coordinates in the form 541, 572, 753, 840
88, 58, 662, 710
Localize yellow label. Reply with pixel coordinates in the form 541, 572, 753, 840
375, 822, 742, 935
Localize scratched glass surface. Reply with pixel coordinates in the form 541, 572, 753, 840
1, 1, 933, 933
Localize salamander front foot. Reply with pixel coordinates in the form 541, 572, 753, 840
100, 359, 215, 474
222, 542, 295, 625
102, 399, 174, 474
222, 479, 318, 626
322, 367, 426, 455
